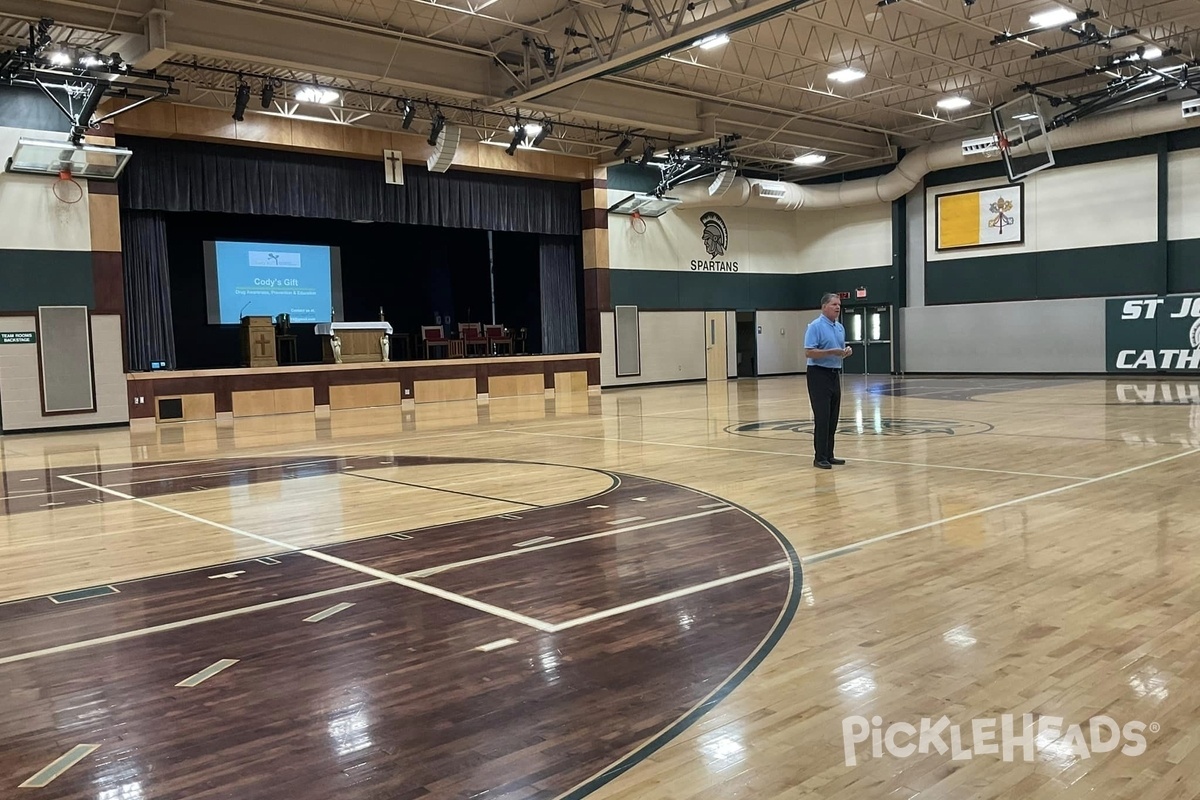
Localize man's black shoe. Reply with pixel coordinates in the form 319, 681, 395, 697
813, 459, 832, 469
829, 458, 846, 465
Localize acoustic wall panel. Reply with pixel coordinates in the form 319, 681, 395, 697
614, 304, 640, 377
37, 305, 96, 414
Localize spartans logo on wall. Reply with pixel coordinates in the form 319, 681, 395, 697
1106, 294, 1200, 372
691, 211, 739, 272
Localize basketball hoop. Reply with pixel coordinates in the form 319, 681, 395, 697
53, 169, 83, 205
630, 209, 647, 235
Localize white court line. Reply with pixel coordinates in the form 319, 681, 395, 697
476, 638, 518, 652
176, 658, 239, 687
19, 744, 101, 788
403, 508, 734, 579
57, 477, 298, 550
307, 551, 557, 632
494, 430, 1088, 481
548, 562, 790, 631
0, 580, 385, 666
802, 447, 1200, 564
303, 602, 355, 623
513, 536, 554, 547
57, 475, 557, 633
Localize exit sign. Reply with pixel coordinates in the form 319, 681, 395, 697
0, 331, 35, 345
855, 287, 867, 298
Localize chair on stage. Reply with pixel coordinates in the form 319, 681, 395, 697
484, 324, 513, 355
421, 325, 451, 359
459, 323, 489, 357
514, 327, 528, 355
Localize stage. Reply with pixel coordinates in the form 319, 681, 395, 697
127, 354, 600, 430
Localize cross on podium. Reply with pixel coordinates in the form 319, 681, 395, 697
255, 332, 272, 357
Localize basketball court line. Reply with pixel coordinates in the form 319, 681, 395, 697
404, 507, 735, 578
493, 430, 1088, 480
0, 579, 386, 666
1, 485, 755, 663
57, 475, 558, 633
342, 470, 543, 508
546, 562, 790, 632
800, 446, 1200, 564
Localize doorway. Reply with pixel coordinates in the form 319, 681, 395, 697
841, 305, 893, 375
734, 311, 757, 378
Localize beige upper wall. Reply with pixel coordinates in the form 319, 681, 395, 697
110, 101, 595, 182
925, 155, 1158, 262
607, 189, 892, 274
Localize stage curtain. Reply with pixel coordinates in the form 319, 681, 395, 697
539, 235, 580, 354
120, 210, 177, 371
118, 136, 581, 236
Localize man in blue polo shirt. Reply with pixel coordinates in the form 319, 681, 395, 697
804, 293, 852, 469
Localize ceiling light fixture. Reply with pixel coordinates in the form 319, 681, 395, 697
937, 96, 971, 110
793, 153, 827, 165
829, 67, 866, 83
693, 33, 730, 49
1029, 7, 1079, 28
295, 86, 339, 104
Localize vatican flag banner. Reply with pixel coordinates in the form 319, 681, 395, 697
935, 184, 1024, 251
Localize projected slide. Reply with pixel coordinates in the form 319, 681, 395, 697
204, 241, 343, 324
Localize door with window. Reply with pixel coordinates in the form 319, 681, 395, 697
705, 312, 727, 381
840, 305, 893, 375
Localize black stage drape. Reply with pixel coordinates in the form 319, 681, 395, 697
117, 136, 582, 236
120, 210, 177, 371
539, 235, 581, 354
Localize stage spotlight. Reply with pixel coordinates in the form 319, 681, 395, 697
232, 76, 251, 121
530, 120, 551, 147
506, 124, 526, 155
401, 100, 415, 129
260, 79, 276, 109
638, 141, 655, 166
614, 134, 632, 157
428, 111, 445, 146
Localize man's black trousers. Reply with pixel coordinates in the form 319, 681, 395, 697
806, 365, 842, 462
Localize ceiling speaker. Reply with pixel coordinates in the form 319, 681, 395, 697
426, 125, 460, 173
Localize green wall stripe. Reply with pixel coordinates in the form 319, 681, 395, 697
926, 253, 1037, 305
0, 251, 95, 311
610, 266, 894, 310
926, 242, 1165, 305
1168, 239, 1200, 293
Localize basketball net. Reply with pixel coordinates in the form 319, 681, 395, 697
54, 168, 84, 205
630, 209, 647, 235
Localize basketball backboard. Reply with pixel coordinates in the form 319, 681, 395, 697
991, 95, 1055, 182
607, 192, 682, 218
5, 137, 134, 180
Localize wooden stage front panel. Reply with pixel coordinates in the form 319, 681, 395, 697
126, 354, 601, 425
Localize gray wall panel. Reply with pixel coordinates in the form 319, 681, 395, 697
902, 298, 1108, 373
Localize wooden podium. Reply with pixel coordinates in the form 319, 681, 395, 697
241, 316, 278, 368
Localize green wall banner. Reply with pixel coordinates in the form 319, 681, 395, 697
1106, 294, 1200, 372
0, 331, 36, 345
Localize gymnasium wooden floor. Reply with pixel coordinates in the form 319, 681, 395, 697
1, 374, 1199, 799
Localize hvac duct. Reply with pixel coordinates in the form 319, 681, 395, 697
674, 102, 1200, 210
